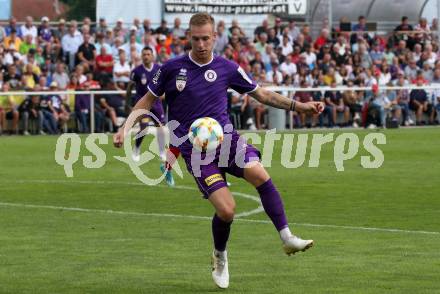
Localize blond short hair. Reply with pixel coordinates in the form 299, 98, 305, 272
189, 13, 215, 28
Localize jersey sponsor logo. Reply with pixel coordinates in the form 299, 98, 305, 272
141, 73, 147, 85
205, 173, 223, 186
204, 69, 217, 82
176, 68, 187, 92
152, 69, 161, 84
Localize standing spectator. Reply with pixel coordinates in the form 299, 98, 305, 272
77, 33, 96, 71
0, 82, 19, 134
394, 73, 412, 125
62, 23, 83, 70
20, 16, 38, 44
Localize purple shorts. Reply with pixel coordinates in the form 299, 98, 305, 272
181, 131, 261, 198
140, 101, 165, 126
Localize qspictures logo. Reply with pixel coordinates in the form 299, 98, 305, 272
54, 110, 386, 185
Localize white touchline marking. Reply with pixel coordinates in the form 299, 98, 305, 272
5, 179, 264, 219
0, 201, 439, 236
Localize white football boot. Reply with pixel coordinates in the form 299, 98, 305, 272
283, 235, 314, 256
211, 250, 229, 289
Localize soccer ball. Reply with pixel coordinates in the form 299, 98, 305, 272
188, 117, 224, 152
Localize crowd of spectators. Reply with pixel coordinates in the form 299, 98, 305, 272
1, 15, 440, 135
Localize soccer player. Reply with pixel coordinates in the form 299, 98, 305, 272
126, 46, 175, 186
114, 13, 323, 289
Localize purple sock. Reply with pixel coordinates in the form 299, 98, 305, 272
257, 179, 288, 231
212, 214, 232, 251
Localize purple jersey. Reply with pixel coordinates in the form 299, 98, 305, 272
147, 54, 258, 150
130, 63, 161, 103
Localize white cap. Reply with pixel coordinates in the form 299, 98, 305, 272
50, 81, 58, 88
117, 18, 123, 23
158, 34, 166, 41
41, 16, 49, 22
130, 25, 138, 31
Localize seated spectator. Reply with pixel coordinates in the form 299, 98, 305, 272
95, 46, 114, 81
77, 33, 96, 71
22, 63, 39, 90
172, 17, 186, 39
52, 63, 70, 90
155, 20, 170, 36
19, 34, 36, 55
280, 55, 297, 78
20, 16, 38, 44
19, 94, 43, 135
113, 50, 131, 88
410, 77, 432, 125
38, 81, 59, 134
295, 80, 314, 127
38, 16, 53, 44
0, 82, 19, 134
4, 64, 22, 90
352, 15, 367, 32
3, 29, 22, 51
342, 81, 363, 127
99, 80, 125, 131
122, 30, 143, 59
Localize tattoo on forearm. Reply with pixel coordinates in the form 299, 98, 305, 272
264, 92, 292, 110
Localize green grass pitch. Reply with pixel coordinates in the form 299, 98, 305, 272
0, 128, 439, 293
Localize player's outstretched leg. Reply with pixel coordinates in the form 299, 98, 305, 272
132, 121, 148, 162
157, 126, 175, 186
244, 162, 314, 255
208, 187, 235, 289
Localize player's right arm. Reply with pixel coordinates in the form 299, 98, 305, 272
113, 91, 157, 148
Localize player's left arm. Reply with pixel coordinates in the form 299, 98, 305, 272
248, 87, 324, 114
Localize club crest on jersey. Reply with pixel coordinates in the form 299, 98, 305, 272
176, 68, 187, 92
141, 73, 147, 85
204, 69, 217, 82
